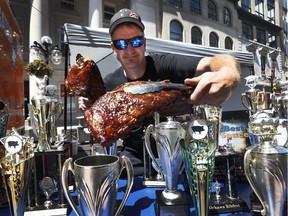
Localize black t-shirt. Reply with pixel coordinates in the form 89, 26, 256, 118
104, 53, 201, 91
103, 53, 202, 163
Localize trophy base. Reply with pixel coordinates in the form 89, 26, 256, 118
209, 193, 250, 214
154, 190, 191, 216
142, 176, 166, 187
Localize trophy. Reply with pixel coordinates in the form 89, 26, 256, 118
241, 75, 272, 116
143, 112, 165, 187
209, 154, 250, 214
0, 128, 35, 216
244, 116, 287, 216
61, 155, 134, 216
49, 99, 64, 145
181, 105, 221, 216
31, 95, 53, 151
145, 116, 190, 216
274, 90, 288, 119
30, 82, 63, 151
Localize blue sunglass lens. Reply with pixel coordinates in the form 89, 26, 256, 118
114, 40, 128, 50
113, 36, 144, 50
130, 37, 144, 48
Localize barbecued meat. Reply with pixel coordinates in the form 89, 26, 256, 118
65, 54, 106, 101
65, 54, 191, 147
84, 80, 190, 146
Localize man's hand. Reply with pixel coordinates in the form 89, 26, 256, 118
185, 54, 240, 106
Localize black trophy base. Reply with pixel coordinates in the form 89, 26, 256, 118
209, 193, 250, 214
154, 190, 191, 216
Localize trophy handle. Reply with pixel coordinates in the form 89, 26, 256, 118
61, 158, 81, 216
243, 148, 266, 215
115, 156, 134, 216
241, 93, 254, 113
55, 101, 64, 120
144, 124, 164, 176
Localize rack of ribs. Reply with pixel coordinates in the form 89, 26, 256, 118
65, 54, 191, 146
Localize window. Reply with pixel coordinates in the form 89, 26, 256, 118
225, 37, 233, 50
190, 0, 201, 14
191, 27, 202, 45
268, 33, 277, 48
257, 28, 266, 44
242, 22, 253, 40
209, 32, 218, 47
170, 20, 183, 41
255, 0, 264, 18
241, 0, 251, 12
223, 7, 231, 26
267, 0, 275, 24
169, 0, 182, 8
104, 5, 115, 23
208, 1, 217, 21
61, 0, 74, 10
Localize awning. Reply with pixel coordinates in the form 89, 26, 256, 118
62, 23, 254, 66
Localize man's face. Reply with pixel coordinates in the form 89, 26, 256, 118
111, 23, 146, 71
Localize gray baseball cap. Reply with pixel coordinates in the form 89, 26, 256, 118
109, 8, 145, 35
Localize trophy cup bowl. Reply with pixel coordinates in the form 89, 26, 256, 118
1, 157, 34, 216
241, 90, 259, 114
181, 105, 221, 216
275, 90, 288, 119
244, 117, 288, 216
0, 133, 35, 216
50, 99, 63, 144
61, 155, 134, 216
31, 95, 52, 151
241, 90, 272, 115
145, 117, 190, 216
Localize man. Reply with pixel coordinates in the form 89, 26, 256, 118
79, 8, 241, 175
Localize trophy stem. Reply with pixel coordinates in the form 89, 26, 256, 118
197, 165, 208, 216
226, 157, 237, 198
182, 148, 215, 216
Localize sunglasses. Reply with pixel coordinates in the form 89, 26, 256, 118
113, 36, 144, 50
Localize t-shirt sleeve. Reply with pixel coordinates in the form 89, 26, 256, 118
152, 53, 202, 83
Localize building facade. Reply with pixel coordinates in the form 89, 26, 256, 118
7, 0, 288, 118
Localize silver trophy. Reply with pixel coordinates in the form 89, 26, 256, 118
31, 95, 63, 151
49, 99, 64, 144
61, 155, 134, 216
181, 105, 221, 216
274, 90, 288, 119
244, 117, 287, 216
241, 75, 272, 116
31, 95, 52, 151
0, 128, 35, 216
145, 116, 189, 215
143, 112, 165, 188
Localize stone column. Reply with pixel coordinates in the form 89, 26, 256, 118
29, 0, 49, 101
88, 0, 102, 28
